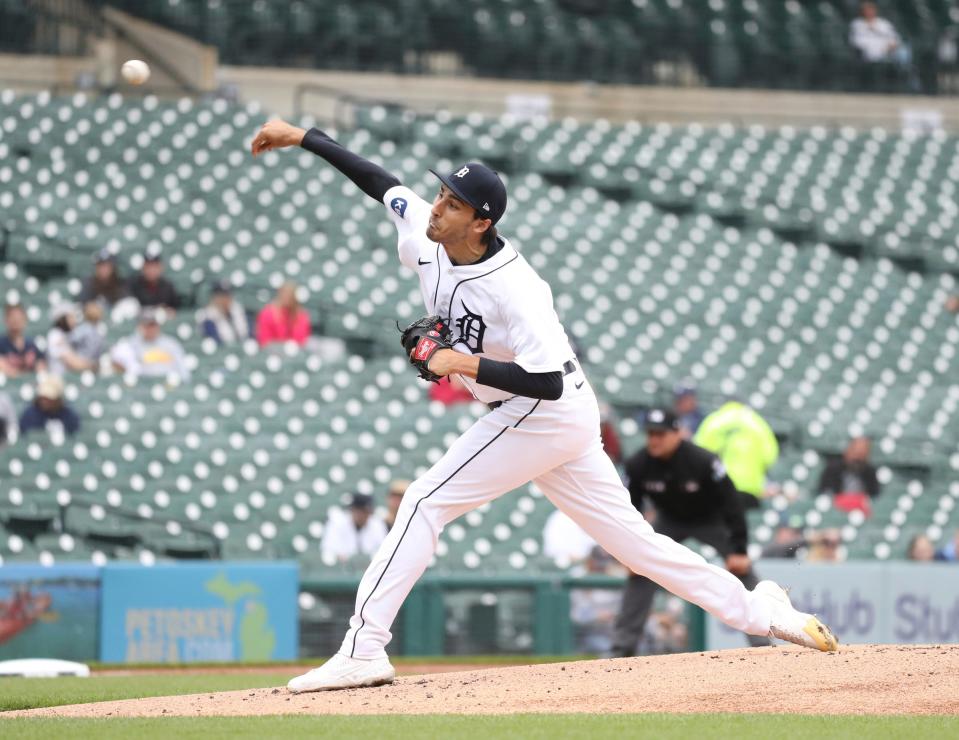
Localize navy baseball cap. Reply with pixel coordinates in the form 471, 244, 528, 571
349, 492, 374, 510
143, 247, 163, 263
429, 162, 507, 225
211, 279, 233, 295
644, 408, 680, 432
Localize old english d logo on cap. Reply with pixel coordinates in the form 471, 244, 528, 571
429, 162, 508, 225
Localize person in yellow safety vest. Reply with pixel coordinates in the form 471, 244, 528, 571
694, 400, 779, 511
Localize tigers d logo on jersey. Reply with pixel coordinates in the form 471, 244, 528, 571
390, 197, 408, 217
454, 301, 487, 354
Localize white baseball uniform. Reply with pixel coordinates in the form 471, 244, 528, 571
338, 185, 775, 659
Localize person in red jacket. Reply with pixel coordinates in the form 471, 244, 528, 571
256, 282, 311, 347
428, 376, 475, 405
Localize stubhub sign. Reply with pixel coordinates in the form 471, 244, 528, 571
707, 561, 959, 649
99, 562, 298, 663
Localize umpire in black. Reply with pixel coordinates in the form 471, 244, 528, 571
611, 408, 771, 656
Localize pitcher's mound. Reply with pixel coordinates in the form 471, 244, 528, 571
12, 644, 959, 718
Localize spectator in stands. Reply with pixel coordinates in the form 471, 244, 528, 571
18, 374, 80, 438
850, 2, 902, 62
638, 595, 689, 656
128, 249, 181, 315
569, 546, 624, 655
197, 280, 250, 345
383, 479, 410, 532
110, 308, 190, 383
761, 523, 805, 559
694, 399, 779, 511
805, 528, 843, 563
429, 376, 474, 406
907, 533, 936, 562
817, 436, 880, 517
0, 391, 17, 447
79, 249, 128, 307
46, 304, 97, 375
935, 529, 958, 562
849, 2, 917, 90
69, 302, 107, 370
598, 402, 623, 467
946, 295, 959, 314
321, 492, 388, 563
672, 381, 704, 438
256, 282, 311, 348
543, 509, 596, 567
0, 303, 46, 378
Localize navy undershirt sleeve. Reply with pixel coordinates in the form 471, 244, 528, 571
476, 358, 563, 401
300, 128, 401, 202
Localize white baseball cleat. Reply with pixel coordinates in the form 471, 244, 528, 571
287, 654, 396, 693
755, 580, 839, 652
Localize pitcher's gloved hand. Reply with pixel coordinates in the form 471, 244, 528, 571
400, 315, 454, 382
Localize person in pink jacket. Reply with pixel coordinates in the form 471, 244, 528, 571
256, 282, 311, 347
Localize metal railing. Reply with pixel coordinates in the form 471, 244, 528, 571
299, 572, 706, 657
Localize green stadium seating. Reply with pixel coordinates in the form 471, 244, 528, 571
0, 89, 958, 575
24, 0, 948, 93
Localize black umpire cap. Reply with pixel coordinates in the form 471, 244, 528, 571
429, 162, 507, 225
644, 407, 680, 432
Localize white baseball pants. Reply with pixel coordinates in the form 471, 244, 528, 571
339, 374, 773, 659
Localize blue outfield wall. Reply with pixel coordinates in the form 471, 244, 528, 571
0, 561, 298, 664
706, 561, 959, 649
0, 563, 101, 662
1, 559, 954, 662
99, 562, 299, 663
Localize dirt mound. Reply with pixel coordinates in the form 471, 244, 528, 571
9, 644, 959, 718
92, 662, 504, 677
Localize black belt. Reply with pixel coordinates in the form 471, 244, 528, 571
487, 360, 577, 411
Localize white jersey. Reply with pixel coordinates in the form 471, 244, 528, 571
383, 185, 574, 404
321, 509, 388, 562
849, 17, 900, 62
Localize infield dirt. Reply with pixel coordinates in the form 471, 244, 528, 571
9, 644, 959, 718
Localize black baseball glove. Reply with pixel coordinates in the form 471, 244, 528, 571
400, 315, 454, 383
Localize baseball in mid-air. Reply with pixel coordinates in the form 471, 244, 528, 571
120, 59, 151, 85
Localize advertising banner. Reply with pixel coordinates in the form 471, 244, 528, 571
99, 562, 298, 663
0, 563, 100, 661
706, 561, 959, 649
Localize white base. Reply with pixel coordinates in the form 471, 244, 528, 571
0, 658, 90, 677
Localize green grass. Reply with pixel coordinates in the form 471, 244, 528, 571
3, 671, 954, 739
0, 673, 292, 712
3, 714, 956, 739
